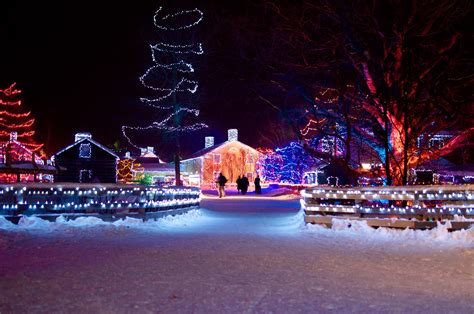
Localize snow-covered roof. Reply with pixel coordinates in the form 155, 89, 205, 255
141, 151, 158, 158
141, 162, 175, 172
438, 163, 474, 176
0, 162, 58, 173
0, 140, 45, 164
182, 140, 259, 161
55, 137, 119, 159
420, 158, 455, 171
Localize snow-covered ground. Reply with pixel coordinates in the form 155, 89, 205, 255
202, 185, 300, 198
1, 198, 473, 313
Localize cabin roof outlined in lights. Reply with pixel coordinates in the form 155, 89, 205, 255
181, 129, 260, 187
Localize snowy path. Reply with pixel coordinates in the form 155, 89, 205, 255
1, 197, 473, 313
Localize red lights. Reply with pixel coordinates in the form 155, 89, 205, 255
0, 83, 45, 159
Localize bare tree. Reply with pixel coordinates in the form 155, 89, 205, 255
252, 0, 473, 185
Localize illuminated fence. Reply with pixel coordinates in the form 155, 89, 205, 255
301, 185, 474, 224
0, 183, 200, 217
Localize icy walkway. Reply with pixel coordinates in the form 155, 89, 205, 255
1, 197, 473, 313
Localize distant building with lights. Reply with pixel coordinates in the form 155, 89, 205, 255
0, 132, 56, 183
54, 132, 119, 183
417, 131, 454, 150
132, 147, 175, 184
181, 129, 260, 187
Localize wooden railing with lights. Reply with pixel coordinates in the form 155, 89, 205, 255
0, 183, 200, 222
301, 185, 474, 229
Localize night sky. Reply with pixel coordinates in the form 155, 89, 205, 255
0, 0, 275, 157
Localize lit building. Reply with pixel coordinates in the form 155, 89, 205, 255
417, 131, 454, 149
132, 147, 175, 184
181, 129, 260, 187
0, 132, 56, 183
54, 133, 119, 183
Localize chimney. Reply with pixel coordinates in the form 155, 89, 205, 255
9, 132, 17, 142
228, 129, 238, 142
75, 132, 92, 142
205, 136, 214, 148
140, 146, 156, 157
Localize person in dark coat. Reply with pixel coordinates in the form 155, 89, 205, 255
254, 175, 262, 194
241, 175, 249, 195
236, 175, 242, 194
217, 173, 228, 198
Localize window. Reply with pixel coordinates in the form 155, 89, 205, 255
79, 143, 91, 158
429, 135, 452, 149
213, 154, 221, 164
79, 169, 92, 183
321, 138, 332, 153
246, 154, 254, 164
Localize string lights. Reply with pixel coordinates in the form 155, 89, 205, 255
0, 185, 201, 216
256, 148, 283, 182
123, 7, 207, 149
117, 158, 144, 183
150, 42, 203, 55
153, 7, 203, 31
0, 100, 21, 106
301, 185, 474, 219
0, 83, 21, 96
0, 119, 34, 129
257, 142, 317, 184
0, 83, 45, 158
0, 111, 31, 118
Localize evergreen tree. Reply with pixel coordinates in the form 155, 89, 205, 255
257, 148, 283, 183
276, 142, 317, 184
258, 142, 317, 184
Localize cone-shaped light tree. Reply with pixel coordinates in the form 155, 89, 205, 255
123, 7, 207, 186
0, 83, 45, 158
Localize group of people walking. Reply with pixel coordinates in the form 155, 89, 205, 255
216, 173, 262, 198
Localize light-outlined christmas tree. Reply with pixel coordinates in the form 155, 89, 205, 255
0, 83, 45, 159
122, 7, 206, 185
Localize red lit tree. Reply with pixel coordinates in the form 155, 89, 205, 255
0, 83, 45, 158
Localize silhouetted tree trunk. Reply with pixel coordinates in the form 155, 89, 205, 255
240, 0, 473, 185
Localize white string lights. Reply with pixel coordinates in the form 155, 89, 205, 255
300, 185, 474, 219
123, 7, 207, 149
153, 7, 204, 31
139, 77, 198, 97
150, 42, 203, 55
0, 185, 200, 215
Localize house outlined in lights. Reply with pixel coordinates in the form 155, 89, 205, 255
181, 129, 260, 187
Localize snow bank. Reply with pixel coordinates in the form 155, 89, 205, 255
0, 216, 14, 229
305, 216, 474, 248
17, 216, 53, 229
0, 209, 202, 232
2, 208, 471, 248
111, 209, 202, 229
56, 215, 109, 227
453, 214, 474, 222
